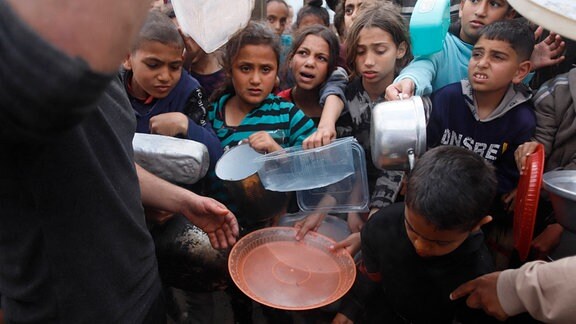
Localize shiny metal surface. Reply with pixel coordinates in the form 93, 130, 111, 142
370, 96, 427, 171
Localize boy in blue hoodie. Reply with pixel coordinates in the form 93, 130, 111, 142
121, 10, 222, 171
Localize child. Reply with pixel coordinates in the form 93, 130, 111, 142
162, 4, 225, 98
426, 20, 536, 268
277, 25, 340, 125
514, 67, 576, 260
334, 146, 498, 323
338, 3, 412, 221
207, 21, 316, 324
386, 0, 565, 98
121, 10, 222, 171
293, 0, 330, 32
208, 21, 316, 153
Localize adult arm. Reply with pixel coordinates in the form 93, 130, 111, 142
497, 257, 576, 323
1, 0, 149, 142
6, 0, 149, 74
451, 256, 576, 323
136, 163, 239, 249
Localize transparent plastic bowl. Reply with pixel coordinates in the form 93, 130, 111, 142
297, 140, 369, 213
256, 137, 355, 192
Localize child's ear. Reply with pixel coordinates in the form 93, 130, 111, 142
397, 41, 408, 59
512, 60, 532, 84
122, 54, 132, 70
471, 215, 493, 232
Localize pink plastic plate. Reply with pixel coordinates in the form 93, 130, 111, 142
228, 227, 356, 310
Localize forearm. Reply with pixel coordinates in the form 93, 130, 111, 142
318, 95, 344, 129
137, 163, 195, 214
6, 0, 149, 73
497, 256, 576, 322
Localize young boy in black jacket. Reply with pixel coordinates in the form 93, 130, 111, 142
334, 146, 499, 323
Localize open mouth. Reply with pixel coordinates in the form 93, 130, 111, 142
473, 72, 488, 80
299, 71, 315, 81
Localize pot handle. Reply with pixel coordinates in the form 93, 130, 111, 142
407, 148, 415, 171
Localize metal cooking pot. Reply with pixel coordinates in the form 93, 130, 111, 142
370, 96, 428, 171
151, 214, 229, 292
215, 143, 291, 231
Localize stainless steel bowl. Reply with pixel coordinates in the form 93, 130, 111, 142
542, 170, 576, 232
370, 96, 427, 171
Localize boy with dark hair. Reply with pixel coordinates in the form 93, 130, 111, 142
426, 20, 536, 269
427, 19, 535, 209
334, 146, 498, 324
385, 0, 564, 98
121, 10, 222, 170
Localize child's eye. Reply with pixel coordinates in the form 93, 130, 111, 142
376, 49, 387, 55
262, 66, 272, 73
318, 55, 328, 62
489, 0, 502, 7
169, 63, 182, 71
145, 63, 158, 69
240, 65, 251, 72
296, 50, 308, 57
344, 6, 354, 16
267, 16, 276, 24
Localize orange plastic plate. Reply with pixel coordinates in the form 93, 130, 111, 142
513, 144, 545, 261
228, 227, 356, 310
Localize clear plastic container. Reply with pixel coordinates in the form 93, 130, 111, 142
409, 0, 450, 56
296, 140, 369, 213
256, 137, 356, 192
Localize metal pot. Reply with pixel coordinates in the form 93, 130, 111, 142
370, 96, 427, 171
151, 214, 229, 292
215, 143, 291, 231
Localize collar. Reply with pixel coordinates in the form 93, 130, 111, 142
461, 80, 532, 122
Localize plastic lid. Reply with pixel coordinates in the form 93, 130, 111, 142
513, 143, 545, 262
215, 143, 263, 181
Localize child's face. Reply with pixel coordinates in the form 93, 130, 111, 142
468, 37, 530, 94
231, 44, 278, 109
355, 27, 406, 90
266, 1, 289, 36
297, 14, 326, 31
404, 206, 472, 258
124, 41, 183, 99
290, 35, 331, 91
344, 0, 380, 32
458, 0, 515, 44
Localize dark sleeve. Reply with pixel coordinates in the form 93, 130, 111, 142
183, 87, 223, 170
0, 0, 113, 143
338, 220, 382, 322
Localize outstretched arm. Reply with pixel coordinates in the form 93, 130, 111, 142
136, 163, 239, 249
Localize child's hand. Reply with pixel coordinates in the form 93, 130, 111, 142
530, 26, 565, 71
294, 212, 327, 241
303, 125, 336, 149
248, 131, 282, 153
332, 312, 354, 324
149, 112, 189, 137
385, 79, 415, 101
531, 223, 563, 260
330, 232, 361, 257
514, 141, 541, 174
502, 189, 517, 214
347, 212, 366, 233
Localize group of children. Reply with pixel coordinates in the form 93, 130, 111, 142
129, 0, 573, 322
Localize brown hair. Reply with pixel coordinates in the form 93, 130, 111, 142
345, 2, 412, 79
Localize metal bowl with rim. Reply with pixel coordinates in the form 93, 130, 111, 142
542, 170, 576, 232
